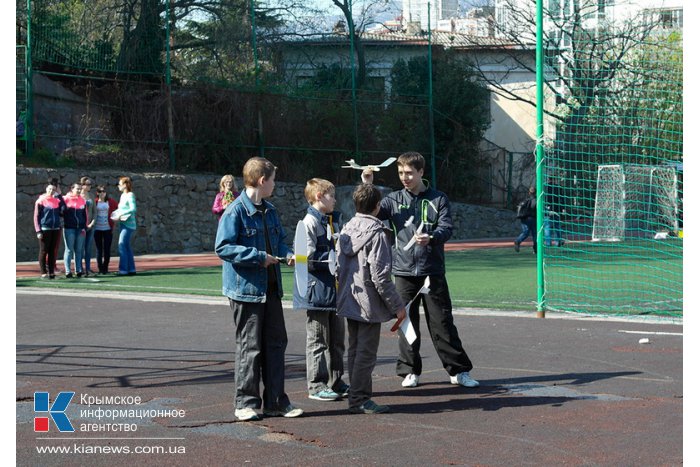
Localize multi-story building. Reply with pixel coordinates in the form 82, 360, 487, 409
436, 7, 495, 36
495, 0, 683, 40
401, 0, 460, 31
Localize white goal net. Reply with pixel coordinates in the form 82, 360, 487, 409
592, 164, 678, 241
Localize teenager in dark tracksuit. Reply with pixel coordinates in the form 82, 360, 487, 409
363, 151, 479, 389
34, 183, 64, 278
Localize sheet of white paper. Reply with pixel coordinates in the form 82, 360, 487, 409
418, 276, 431, 294
400, 315, 417, 345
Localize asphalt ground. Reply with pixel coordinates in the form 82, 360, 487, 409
16, 287, 682, 466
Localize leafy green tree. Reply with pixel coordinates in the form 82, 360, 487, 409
384, 52, 491, 200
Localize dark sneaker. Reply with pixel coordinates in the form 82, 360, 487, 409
309, 388, 340, 401
65, 273, 73, 279
514, 241, 520, 253
333, 382, 350, 398
263, 404, 303, 418
349, 400, 390, 414
76, 272, 83, 278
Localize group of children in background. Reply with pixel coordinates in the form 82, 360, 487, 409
33, 175, 138, 278
215, 152, 478, 420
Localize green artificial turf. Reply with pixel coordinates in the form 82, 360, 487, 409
16, 248, 538, 310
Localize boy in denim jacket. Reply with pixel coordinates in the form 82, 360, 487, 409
293, 178, 350, 402
214, 157, 302, 421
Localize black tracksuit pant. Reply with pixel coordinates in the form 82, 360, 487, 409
395, 274, 473, 378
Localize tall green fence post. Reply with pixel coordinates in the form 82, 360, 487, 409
25, 0, 33, 158
348, 0, 359, 157
535, 0, 545, 318
427, 2, 436, 189
165, 0, 175, 170
250, 0, 264, 158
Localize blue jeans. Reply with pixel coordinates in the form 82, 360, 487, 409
515, 217, 537, 251
83, 228, 95, 273
63, 228, 86, 274
544, 215, 562, 246
118, 225, 136, 274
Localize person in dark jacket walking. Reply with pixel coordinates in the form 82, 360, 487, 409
362, 152, 479, 389
514, 186, 537, 254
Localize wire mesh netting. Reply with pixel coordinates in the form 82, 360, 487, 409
538, 1, 682, 316
18, 0, 501, 203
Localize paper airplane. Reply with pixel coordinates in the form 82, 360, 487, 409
294, 221, 309, 297
342, 157, 397, 172
403, 222, 424, 251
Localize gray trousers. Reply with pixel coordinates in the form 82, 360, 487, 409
230, 296, 290, 411
346, 319, 381, 409
306, 310, 346, 394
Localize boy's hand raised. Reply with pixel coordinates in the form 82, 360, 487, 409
361, 169, 374, 184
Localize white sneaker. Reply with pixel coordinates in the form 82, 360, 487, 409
401, 373, 420, 388
235, 407, 260, 421
450, 371, 479, 388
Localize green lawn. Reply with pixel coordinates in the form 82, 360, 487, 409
16, 248, 538, 310
17, 243, 682, 316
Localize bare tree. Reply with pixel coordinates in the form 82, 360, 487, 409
475, 1, 664, 119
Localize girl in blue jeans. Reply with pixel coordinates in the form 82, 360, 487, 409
115, 176, 137, 275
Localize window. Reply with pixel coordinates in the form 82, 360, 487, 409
660, 9, 683, 29
645, 8, 683, 30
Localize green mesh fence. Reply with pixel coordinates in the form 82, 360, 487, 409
16, 45, 27, 145
19, 0, 497, 203
538, 1, 683, 316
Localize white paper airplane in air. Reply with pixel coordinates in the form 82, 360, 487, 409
342, 157, 397, 172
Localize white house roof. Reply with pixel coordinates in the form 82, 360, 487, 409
279, 31, 529, 50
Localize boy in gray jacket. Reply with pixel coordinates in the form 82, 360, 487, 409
336, 184, 406, 414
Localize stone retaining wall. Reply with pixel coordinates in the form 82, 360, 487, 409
16, 167, 520, 262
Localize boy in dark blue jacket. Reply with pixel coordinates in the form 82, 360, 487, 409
293, 178, 349, 402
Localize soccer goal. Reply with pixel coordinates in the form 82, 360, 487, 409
592, 164, 679, 241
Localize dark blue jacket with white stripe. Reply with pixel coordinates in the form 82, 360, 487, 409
292, 206, 342, 311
